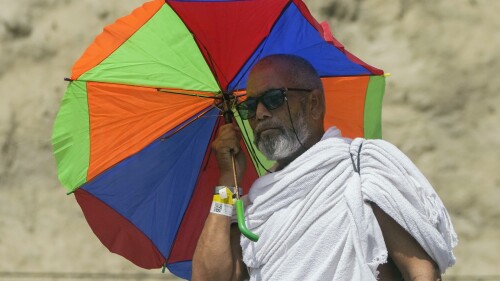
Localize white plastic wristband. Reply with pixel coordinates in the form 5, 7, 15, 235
210, 201, 233, 217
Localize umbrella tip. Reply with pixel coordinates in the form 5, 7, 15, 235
64, 77, 73, 81
383, 73, 391, 77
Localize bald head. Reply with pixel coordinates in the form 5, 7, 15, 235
249, 54, 323, 91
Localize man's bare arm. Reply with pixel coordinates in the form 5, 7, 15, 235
371, 203, 441, 281
192, 214, 234, 281
231, 224, 249, 280
192, 124, 248, 281
192, 218, 247, 281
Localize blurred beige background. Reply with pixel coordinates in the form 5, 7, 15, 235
0, 0, 498, 280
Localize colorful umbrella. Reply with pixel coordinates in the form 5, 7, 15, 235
52, 0, 385, 279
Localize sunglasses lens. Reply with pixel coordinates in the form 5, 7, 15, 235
261, 89, 284, 110
237, 99, 255, 120
237, 89, 285, 120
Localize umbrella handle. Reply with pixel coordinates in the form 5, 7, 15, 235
235, 199, 259, 242
224, 110, 258, 242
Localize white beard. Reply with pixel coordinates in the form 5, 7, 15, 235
254, 109, 310, 161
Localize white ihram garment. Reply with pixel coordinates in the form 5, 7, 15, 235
240, 127, 457, 281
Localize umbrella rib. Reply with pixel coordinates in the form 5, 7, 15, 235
201, 117, 223, 172
196, 40, 229, 91
157, 88, 218, 99
160, 105, 218, 141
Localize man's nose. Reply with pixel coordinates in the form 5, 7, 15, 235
255, 102, 272, 120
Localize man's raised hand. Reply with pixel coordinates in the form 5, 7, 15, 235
211, 124, 247, 186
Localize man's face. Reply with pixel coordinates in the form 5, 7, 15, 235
246, 64, 311, 161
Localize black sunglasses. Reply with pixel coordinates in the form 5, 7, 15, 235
236, 88, 312, 120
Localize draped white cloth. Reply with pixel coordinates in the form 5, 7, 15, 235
240, 127, 457, 281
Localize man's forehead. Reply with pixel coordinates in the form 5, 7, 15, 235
250, 58, 292, 75
246, 63, 291, 96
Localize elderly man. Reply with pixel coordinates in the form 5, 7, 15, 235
192, 54, 456, 281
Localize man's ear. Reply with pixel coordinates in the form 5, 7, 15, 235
308, 91, 324, 120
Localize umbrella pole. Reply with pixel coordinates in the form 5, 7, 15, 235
222, 92, 259, 242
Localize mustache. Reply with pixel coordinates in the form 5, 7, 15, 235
254, 120, 283, 134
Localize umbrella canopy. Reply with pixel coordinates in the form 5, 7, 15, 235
52, 0, 385, 279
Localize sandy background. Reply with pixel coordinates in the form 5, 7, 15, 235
0, 0, 499, 280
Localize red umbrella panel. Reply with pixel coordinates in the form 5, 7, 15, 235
52, 0, 385, 279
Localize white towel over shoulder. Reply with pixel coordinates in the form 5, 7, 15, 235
241, 127, 457, 281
